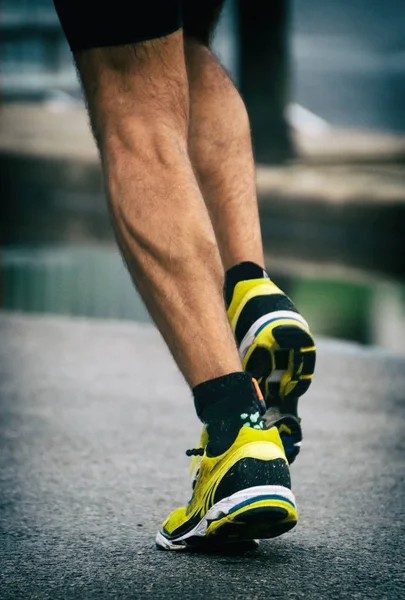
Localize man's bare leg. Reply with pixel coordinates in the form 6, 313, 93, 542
54, 1, 298, 551
184, 39, 264, 271
183, 18, 316, 466
75, 31, 242, 387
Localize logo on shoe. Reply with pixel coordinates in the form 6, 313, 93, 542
240, 411, 264, 430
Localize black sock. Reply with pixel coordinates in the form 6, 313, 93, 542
193, 372, 265, 457
224, 261, 268, 307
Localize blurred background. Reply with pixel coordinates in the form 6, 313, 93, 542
1, 0, 405, 352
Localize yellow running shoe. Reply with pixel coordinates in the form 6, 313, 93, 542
225, 262, 316, 463
155, 425, 297, 550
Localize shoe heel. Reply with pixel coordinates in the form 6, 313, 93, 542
206, 485, 298, 541
213, 456, 292, 506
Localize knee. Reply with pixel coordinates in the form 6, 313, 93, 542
93, 80, 189, 163
76, 41, 189, 151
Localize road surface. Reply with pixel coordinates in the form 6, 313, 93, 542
0, 314, 404, 599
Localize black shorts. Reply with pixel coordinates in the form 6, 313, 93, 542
54, 0, 225, 52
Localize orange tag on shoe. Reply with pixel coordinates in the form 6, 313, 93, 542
252, 377, 264, 401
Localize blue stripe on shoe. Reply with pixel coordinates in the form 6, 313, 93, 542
254, 316, 305, 339
235, 295, 299, 345
228, 494, 296, 514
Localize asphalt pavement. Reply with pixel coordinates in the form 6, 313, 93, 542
0, 313, 404, 599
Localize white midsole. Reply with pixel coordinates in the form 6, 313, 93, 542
239, 311, 309, 360
155, 485, 296, 550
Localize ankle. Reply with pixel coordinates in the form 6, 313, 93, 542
192, 372, 265, 456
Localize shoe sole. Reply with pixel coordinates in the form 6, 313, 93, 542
155, 485, 297, 551
239, 312, 316, 402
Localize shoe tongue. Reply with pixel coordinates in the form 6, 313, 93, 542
224, 261, 268, 307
